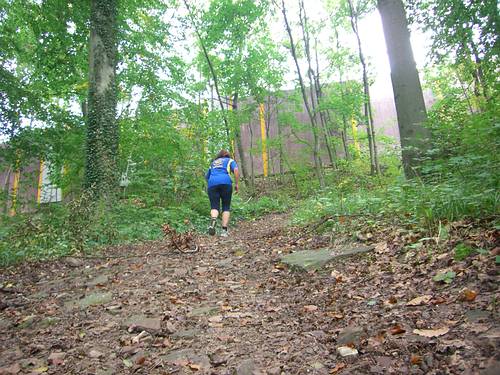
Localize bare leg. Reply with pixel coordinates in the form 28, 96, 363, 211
210, 209, 219, 219
221, 211, 230, 228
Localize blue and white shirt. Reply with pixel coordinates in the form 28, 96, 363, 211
206, 157, 238, 188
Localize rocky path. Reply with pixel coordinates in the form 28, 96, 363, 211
0, 213, 498, 374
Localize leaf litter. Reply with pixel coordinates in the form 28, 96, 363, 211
0, 213, 498, 374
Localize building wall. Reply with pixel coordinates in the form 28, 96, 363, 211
235, 89, 435, 177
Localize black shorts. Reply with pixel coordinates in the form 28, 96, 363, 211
208, 184, 233, 212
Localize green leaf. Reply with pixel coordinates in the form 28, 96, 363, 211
433, 271, 456, 284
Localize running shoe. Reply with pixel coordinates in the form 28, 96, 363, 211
208, 219, 216, 236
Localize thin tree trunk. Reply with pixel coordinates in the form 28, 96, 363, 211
276, 99, 284, 180
265, 95, 273, 175
298, 1, 335, 168
335, 30, 351, 161
232, 93, 248, 187
84, 0, 119, 196
314, 36, 337, 168
347, 0, 380, 175
281, 0, 324, 187
248, 120, 255, 190
183, 0, 230, 144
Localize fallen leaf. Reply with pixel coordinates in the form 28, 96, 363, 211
208, 315, 223, 323
387, 296, 397, 304
123, 359, 133, 368
0, 363, 21, 374
327, 311, 344, 320
48, 352, 65, 366
304, 305, 318, 312
390, 325, 406, 335
407, 295, 432, 306
330, 362, 346, 373
431, 296, 447, 305
413, 327, 449, 337
458, 288, 477, 302
188, 363, 201, 371
410, 354, 422, 365
135, 356, 146, 365
330, 270, 343, 282
33, 366, 48, 373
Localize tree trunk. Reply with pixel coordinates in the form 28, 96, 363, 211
378, 0, 429, 177
276, 100, 284, 180
298, 1, 335, 169
347, 0, 380, 175
231, 93, 248, 187
183, 0, 231, 144
248, 120, 256, 190
314, 36, 337, 168
281, 0, 324, 187
84, 0, 119, 196
336, 31, 351, 161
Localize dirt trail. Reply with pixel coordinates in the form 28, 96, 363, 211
0, 213, 498, 374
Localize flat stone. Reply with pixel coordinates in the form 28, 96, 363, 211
64, 257, 84, 267
337, 346, 358, 357
337, 326, 365, 346
39, 317, 60, 328
31, 291, 49, 300
162, 349, 210, 369
88, 349, 104, 358
188, 305, 219, 317
281, 246, 373, 271
237, 359, 257, 375
172, 329, 201, 339
0, 318, 13, 330
216, 259, 232, 268
465, 309, 490, 322
124, 315, 162, 333
87, 274, 109, 287
65, 292, 113, 310
480, 360, 500, 375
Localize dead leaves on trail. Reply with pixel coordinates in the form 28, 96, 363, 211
406, 295, 432, 306
0, 213, 498, 374
413, 327, 450, 337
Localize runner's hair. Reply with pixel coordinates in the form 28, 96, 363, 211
215, 149, 231, 159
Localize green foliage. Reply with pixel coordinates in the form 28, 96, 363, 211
433, 271, 456, 284
232, 194, 292, 219
453, 243, 473, 261
408, 0, 498, 100
0, 187, 293, 266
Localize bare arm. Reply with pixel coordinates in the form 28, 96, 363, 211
233, 168, 240, 193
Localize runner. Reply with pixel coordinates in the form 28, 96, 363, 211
205, 149, 239, 237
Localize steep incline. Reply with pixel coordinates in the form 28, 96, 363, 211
0, 213, 498, 374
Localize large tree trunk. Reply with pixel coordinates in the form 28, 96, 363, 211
378, 0, 429, 177
84, 0, 119, 196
